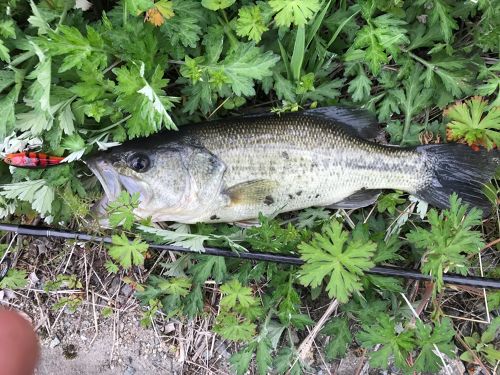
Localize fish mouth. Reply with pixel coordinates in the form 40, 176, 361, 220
85, 157, 122, 204
85, 157, 152, 210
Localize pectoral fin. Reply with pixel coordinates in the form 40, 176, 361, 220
327, 189, 381, 209
225, 179, 279, 205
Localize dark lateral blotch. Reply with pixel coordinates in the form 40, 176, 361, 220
264, 195, 274, 205
210, 214, 220, 220
282, 151, 289, 159
296, 191, 302, 196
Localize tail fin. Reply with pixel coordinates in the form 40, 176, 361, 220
416, 144, 499, 215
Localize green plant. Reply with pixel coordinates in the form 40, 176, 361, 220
460, 317, 500, 366
445, 96, 500, 150
298, 221, 376, 303
407, 194, 484, 293
0, 1, 499, 374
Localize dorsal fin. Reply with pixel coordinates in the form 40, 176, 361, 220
232, 106, 381, 140
301, 107, 381, 139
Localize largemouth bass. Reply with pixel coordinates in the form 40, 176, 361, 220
86, 107, 499, 224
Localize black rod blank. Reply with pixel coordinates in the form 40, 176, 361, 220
1, 223, 499, 290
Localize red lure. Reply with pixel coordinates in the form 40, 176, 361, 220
3, 152, 65, 168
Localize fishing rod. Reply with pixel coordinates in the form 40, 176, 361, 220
1, 223, 499, 290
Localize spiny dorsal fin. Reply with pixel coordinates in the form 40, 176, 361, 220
225, 179, 279, 206
327, 189, 381, 209
301, 107, 381, 140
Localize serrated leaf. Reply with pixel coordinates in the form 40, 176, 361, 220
357, 314, 415, 371
445, 96, 500, 150
0, 179, 54, 216
43, 25, 107, 73
230, 349, 253, 375
322, 317, 352, 359
407, 193, 484, 292
413, 318, 455, 373
215, 312, 256, 341
269, 0, 321, 28
256, 337, 272, 375
347, 70, 371, 102
139, 224, 209, 252
201, 0, 235, 11
298, 221, 376, 303
107, 192, 140, 230
220, 279, 257, 309
0, 269, 28, 289
108, 233, 148, 269
235, 5, 269, 43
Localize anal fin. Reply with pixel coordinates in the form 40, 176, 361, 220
327, 189, 381, 209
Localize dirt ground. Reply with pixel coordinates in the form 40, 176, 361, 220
36, 311, 181, 375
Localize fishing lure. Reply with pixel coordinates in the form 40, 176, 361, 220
3, 152, 65, 168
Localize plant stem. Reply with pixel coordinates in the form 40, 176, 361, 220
123, 2, 128, 26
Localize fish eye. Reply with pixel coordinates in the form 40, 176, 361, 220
127, 153, 151, 173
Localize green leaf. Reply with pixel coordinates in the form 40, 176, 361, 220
215, 312, 256, 341
28, 0, 52, 35
274, 347, 303, 375
349, 14, 408, 75
183, 284, 203, 317
107, 192, 140, 230
139, 224, 210, 252
0, 89, 18, 140
407, 194, 484, 292
62, 133, 85, 153
357, 314, 415, 371
296, 207, 330, 229
235, 5, 269, 43
487, 291, 500, 312
0, 179, 54, 216
322, 317, 352, 359
158, 276, 192, 296
445, 96, 500, 150
390, 67, 433, 145
413, 318, 455, 373
190, 256, 226, 284
26, 56, 52, 112
108, 233, 149, 269
113, 64, 177, 137
269, 0, 321, 28
104, 260, 119, 274
201, 0, 235, 11
0, 41, 10, 63
0, 19, 15, 39
298, 221, 376, 303
0, 269, 28, 289
214, 43, 279, 96
256, 337, 273, 375
219, 279, 257, 309
160, 0, 204, 49
377, 192, 405, 215
420, 0, 458, 43
290, 27, 305, 82
126, 0, 154, 15
43, 25, 107, 73
347, 69, 371, 102
229, 349, 253, 375
481, 317, 500, 344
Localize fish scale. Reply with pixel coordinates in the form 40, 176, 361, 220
85, 107, 498, 224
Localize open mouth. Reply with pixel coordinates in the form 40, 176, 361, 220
85, 157, 152, 209
85, 157, 122, 204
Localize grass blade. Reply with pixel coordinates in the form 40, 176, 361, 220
291, 26, 305, 82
